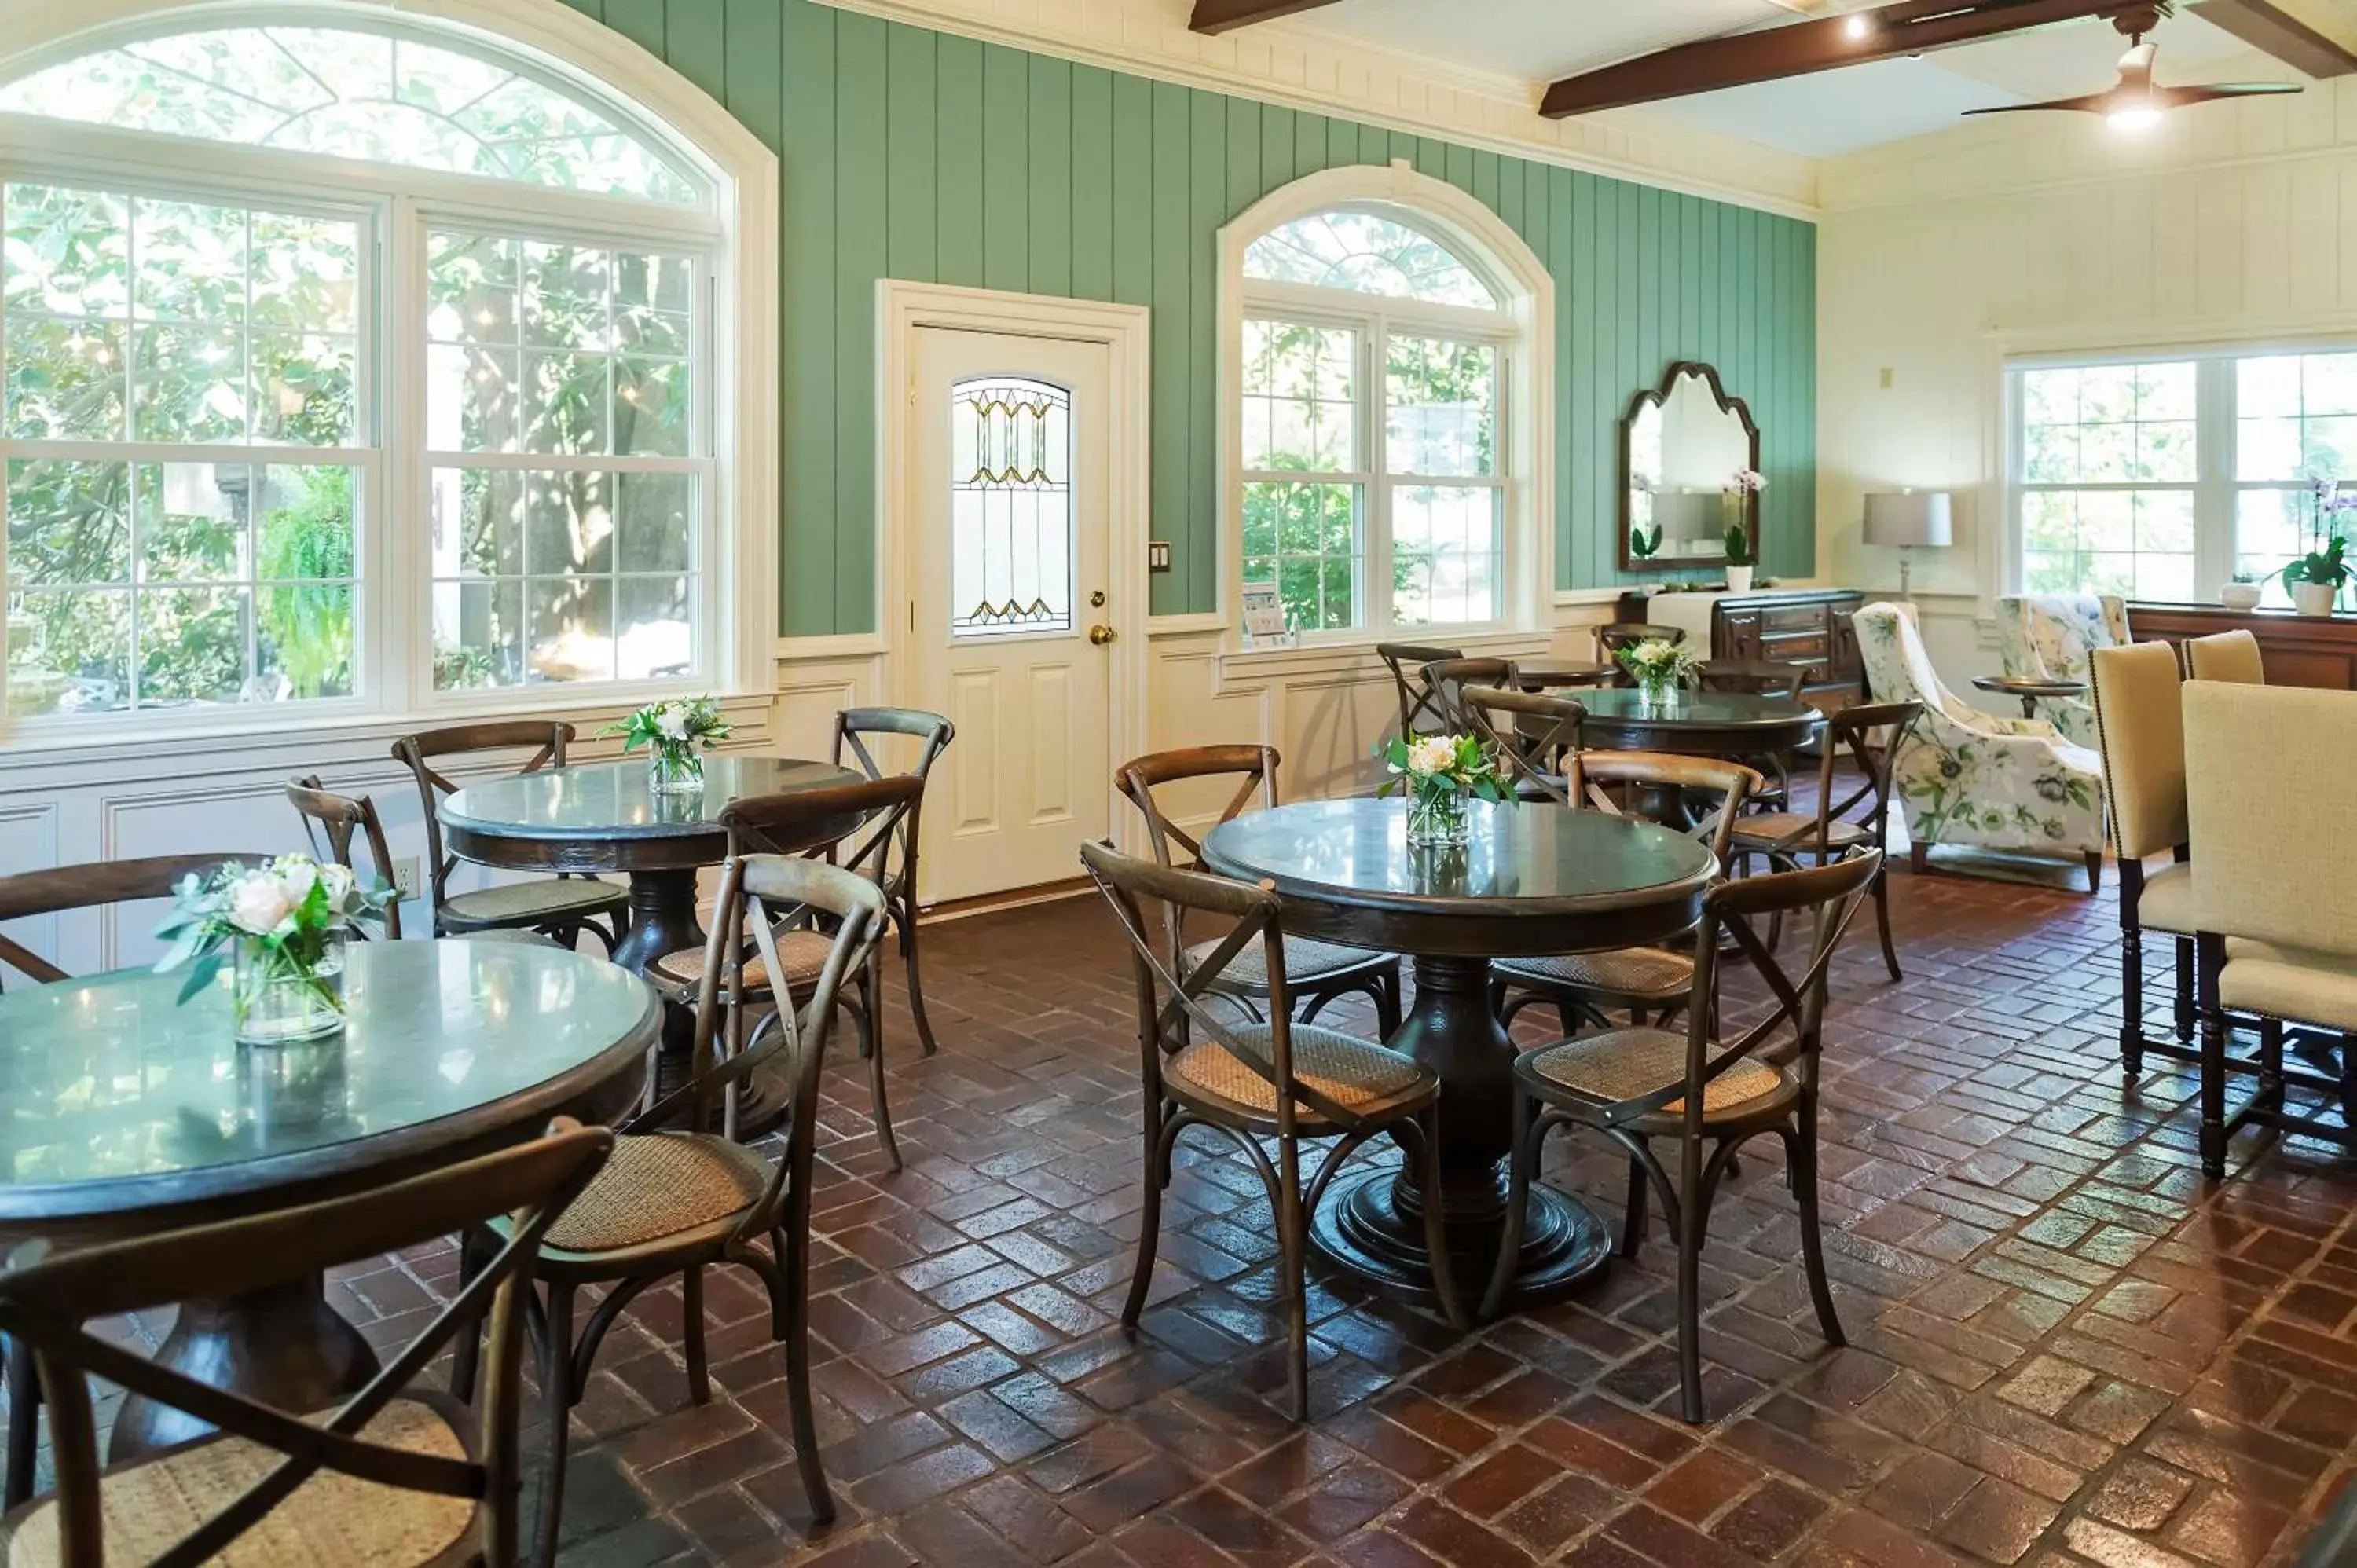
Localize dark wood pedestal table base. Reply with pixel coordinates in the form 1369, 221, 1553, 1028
440, 754, 864, 1132
0, 940, 658, 1469
1203, 799, 1713, 1311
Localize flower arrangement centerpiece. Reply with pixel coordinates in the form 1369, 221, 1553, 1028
1375, 734, 1508, 848
607, 695, 732, 792
1615, 637, 1702, 709
156, 856, 394, 1046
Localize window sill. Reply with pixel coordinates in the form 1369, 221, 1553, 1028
1213, 627, 1553, 685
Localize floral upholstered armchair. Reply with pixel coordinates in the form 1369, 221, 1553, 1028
1996, 593, 2128, 749
1855, 603, 2108, 892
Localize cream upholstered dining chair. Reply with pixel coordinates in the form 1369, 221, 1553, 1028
2184, 681, 2357, 1178
2088, 643, 2196, 1079
2187, 628, 2264, 684
1853, 602, 2108, 892
1997, 593, 2128, 748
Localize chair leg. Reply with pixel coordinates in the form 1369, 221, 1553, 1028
531, 1281, 577, 1568
1675, 1140, 1706, 1424
1274, 1148, 1310, 1423
779, 1223, 836, 1523
1788, 1110, 1844, 1349
1480, 1092, 1537, 1320
2084, 849, 2103, 896
682, 1266, 711, 1406
3, 1332, 37, 1509
2173, 936, 2195, 1045
900, 910, 942, 1057
1618, 1151, 1648, 1259
1121, 1105, 1167, 1331
2120, 923, 2146, 1082
1909, 840, 1929, 875
861, 962, 902, 1172
1374, 967, 1402, 1040
449, 1224, 495, 1404
2198, 936, 2228, 1180
1871, 865, 1902, 984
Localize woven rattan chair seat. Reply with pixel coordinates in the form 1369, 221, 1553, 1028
1727, 814, 1874, 852
457, 927, 565, 949
648, 929, 834, 995
1494, 945, 1694, 1000
1183, 933, 1388, 991
0, 1397, 470, 1566
547, 1131, 771, 1253
1523, 1027, 1782, 1118
442, 876, 625, 929
1168, 1025, 1428, 1122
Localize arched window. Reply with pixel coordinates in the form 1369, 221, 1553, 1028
1224, 164, 1550, 641
0, 10, 771, 729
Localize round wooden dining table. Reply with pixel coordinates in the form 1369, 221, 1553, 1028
0, 939, 658, 1464
1202, 797, 1714, 1310
1568, 686, 1824, 756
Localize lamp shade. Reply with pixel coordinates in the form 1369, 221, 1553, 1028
1863, 490, 1953, 549
1650, 489, 1718, 541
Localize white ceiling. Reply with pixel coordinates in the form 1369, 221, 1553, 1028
1281, 0, 2312, 158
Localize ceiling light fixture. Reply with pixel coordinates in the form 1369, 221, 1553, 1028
1963, 4, 2300, 127
1843, 13, 1871, 41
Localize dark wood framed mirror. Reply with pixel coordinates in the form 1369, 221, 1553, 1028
1618, 361, 1761, 573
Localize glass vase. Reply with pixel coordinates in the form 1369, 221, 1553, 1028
233, 930, 347, 1047
648, 745, 706, 793
1637, 673, 1682, 711
1406, 786, 1472, 847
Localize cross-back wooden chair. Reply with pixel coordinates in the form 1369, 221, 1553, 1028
1082, 840, 1462, 1421
390, 722, 625, 951
1454, 686, 1585, 804
0, 850, 273, 1508
1493, 752, 1760, 1035
286, 778, 562, 951
1118, 746, 1400, 1039
1418, 657, 1519, 731
1376, 643, 1463, 742
645, 775, 922, 1167
456, 858, 883, 1560
831, 707, 955, 1057
0, 1117, 613, 1567
1727, 700, 1921, 982
1486, 849, 1882, 1423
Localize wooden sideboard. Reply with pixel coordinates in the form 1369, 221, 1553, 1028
2126, 603, 2357, 689
1617, 587, 1866, 709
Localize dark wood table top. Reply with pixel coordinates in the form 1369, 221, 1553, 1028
0, 940, 658, 1236
1201, 798, 1713, 958
1558, 687, 1824, 755
1971, 674, 2087, 698
441, 754, 866, 873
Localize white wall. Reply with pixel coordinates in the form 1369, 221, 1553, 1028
1813, 71, 2357, 690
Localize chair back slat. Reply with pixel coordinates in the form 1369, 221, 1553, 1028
0, 853, 271, 992
1568, 751, 1759, 863
1750, 701, 1919, 860
833, 708, 954, 874
0, 1119, 614, 1567
1456, 686, 1584, 805
1082, 841, 1375, 1134
1376, 643, 1462, 739
390, 721, 574, 912
1418, 658, 1517, 731
287, 775, 404, 940
1116, 746, 1280, 962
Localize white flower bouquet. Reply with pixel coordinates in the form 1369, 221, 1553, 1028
1615, 638, 1701, 705
1375, 732, 1508, 846
156, 855, 395, 1043
607, 695, 732, 792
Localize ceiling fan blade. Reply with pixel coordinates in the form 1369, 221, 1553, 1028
2154, 81, 2304, 104
1962, 92, 2116, 116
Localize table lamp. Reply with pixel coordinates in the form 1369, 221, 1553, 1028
1863, 490, 1952, 599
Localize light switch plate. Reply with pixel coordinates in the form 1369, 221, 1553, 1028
1148, 539, 1172, 573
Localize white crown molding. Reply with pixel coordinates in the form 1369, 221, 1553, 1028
812, 0, 1820, 219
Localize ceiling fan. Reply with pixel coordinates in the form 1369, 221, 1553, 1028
1962, 3, 2301, 128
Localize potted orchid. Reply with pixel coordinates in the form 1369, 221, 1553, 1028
1723, 519, 1757, 594
607, 695, 732, 792
156, 856, 395, 1046
1615, 637, 1702, 709
1723, 467, 1766, 580
1374, 733, 1509, 847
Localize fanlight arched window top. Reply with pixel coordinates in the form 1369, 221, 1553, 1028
1243, 208, 1496, 310
0, 27, 700, 204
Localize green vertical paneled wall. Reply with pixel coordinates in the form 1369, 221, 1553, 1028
565, 0, 1818, 634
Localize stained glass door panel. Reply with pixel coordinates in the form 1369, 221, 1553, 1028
949, 377, 1072, 638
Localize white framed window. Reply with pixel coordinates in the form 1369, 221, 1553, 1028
1220, 163, 1552, 646
2008, 345, 2357, 607
0, 10, 775, 735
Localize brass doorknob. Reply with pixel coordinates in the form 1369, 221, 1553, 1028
1089, 624, 1118, 646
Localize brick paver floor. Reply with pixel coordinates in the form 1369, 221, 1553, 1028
57, 848, 2357, 1566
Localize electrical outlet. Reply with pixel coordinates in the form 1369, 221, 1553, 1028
389, 855, 422, 901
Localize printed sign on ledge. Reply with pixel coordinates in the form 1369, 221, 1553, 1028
1241, 580, 1288, 647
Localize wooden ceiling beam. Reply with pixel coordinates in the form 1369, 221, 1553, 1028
1188, 0, 1347, 35
2192, 0, 2357, 77
1541, 0, 2126, 117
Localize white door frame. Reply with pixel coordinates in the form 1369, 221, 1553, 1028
875, 279, 1153, 864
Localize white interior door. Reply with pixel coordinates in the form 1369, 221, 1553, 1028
910, 328, 1116, 903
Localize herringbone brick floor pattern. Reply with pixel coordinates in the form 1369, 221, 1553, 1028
82, 854, 2357, 1566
